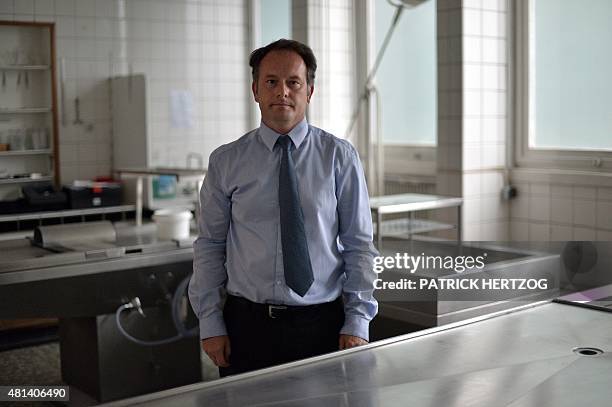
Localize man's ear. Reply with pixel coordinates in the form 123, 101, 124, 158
307, 84, 314, 103
252, 81, 259, 102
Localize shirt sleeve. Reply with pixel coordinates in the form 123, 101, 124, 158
188, 153, 231, 340
335, 144, 379, 342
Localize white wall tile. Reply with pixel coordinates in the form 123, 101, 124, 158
482, 117, 504, 143
464, 64, 482, 89
481, 196, 506, 221
34, 0, 54, 15
596, 201, 612, 229
573, 227, 595, 241
463, 0, 482, 9
75, 0, 94, 16
463, 199, 481, 225
482, 65, 505, 90
15, 0, 35, 15
596, 230, 612, 240
54, 0, 74, 16
529, 196, 550, 222
482, 11, 505, 38
463, 145, 482, 170
550, 198, 572, 224
463, 36, 482, 63
550, 225, 572, 241
463, 117, 481, 144
510, 220, 529, 241
597, 188, 612, 201
573, 186, 596, 200
464, 90, 481, 116
463, 9, 481, 36
94, 0, 114, 18
0, 0, 14, 14
481, 143, 504, 168
482, 38, 505, 63
529, 223, 549, 241
481, 171, 503, 194
573, 200, 596, 227
529, 182, 550, 196
463, 223, 481, 241
55, 15, 75, 36
551, 185, 572, 197
463, 173, 481, 197
481, 220, 508, 240
483, 90, 505, 116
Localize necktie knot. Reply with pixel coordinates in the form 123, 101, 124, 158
277, 135, 293, 151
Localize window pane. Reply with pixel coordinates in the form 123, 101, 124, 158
375, 0, 437, 145
261, 0, 292, 46
530, 0, 612, 150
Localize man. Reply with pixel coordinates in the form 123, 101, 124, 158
189, 39, 377, 377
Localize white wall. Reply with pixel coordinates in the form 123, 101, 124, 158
509, 170, 612, 241
0, 0, 250, 183
292, 0, 355, 142
435, 0, 510, 241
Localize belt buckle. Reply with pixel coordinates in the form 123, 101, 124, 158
268, 305, 287, 319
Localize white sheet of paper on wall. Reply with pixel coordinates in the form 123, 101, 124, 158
170, 90, 195, 129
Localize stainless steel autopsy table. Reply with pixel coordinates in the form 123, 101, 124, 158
102, 299, 612, 407
369, 193, 463, 249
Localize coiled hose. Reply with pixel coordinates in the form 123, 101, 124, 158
115, 274, 197, 346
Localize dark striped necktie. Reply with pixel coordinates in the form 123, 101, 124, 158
277, 135, 314, 297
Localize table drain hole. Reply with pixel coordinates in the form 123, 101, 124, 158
573, 347, 603, 357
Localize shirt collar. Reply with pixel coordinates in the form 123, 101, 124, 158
259, 118, 309, 152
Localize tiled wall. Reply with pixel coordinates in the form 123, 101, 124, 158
436, 0, 509, 240
461, 0, 508, 240
0, 0, 250, 183
509, 170, 612, 241
292, 0, 355, 142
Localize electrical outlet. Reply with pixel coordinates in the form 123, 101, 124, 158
501, 185, 517, 200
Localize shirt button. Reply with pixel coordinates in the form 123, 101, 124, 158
276, 281, 282, 285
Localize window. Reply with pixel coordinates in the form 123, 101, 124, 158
374, 0, 437, 146
260, 0, 292, 46
516, 0, 612, 170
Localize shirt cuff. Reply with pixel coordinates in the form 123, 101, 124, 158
340, 314, 370, 342
198, 313, 227, 340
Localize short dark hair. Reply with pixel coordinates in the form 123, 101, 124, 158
249, 39, 317, 85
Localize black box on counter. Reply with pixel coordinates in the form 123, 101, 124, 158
22, 183, 68, 211
63, 182, 122, 209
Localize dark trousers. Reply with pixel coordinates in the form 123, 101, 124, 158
219, 294, 344, 377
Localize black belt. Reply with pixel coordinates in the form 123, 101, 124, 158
226, 294, 342, 319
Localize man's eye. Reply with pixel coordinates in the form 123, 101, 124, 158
266, 80, 276, 86
289, 81, 301, 87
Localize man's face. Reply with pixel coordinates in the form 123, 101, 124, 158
252, 50, 314, 134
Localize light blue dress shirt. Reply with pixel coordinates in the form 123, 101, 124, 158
189, 119, 378, 341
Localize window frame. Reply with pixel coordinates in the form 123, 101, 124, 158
514, 0, 612, 172
358, 0, 438, 178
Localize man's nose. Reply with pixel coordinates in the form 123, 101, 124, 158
276, 82, 289, 98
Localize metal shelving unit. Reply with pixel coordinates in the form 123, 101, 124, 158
0, 107, 52, 113
0, 149, 52, 156
0, 205, 136, 230
0, 176, 53, 185
0, 64, 50, 70
0, 20, 60, 196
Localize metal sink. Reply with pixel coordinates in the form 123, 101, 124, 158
377, 238, 560, 326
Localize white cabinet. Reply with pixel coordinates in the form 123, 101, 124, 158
0, 21, 59, 200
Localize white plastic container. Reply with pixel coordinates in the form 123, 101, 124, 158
152, 209, 193, 240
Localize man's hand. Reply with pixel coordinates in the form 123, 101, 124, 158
339, 334, 368, 350
202, 335, 231, 367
